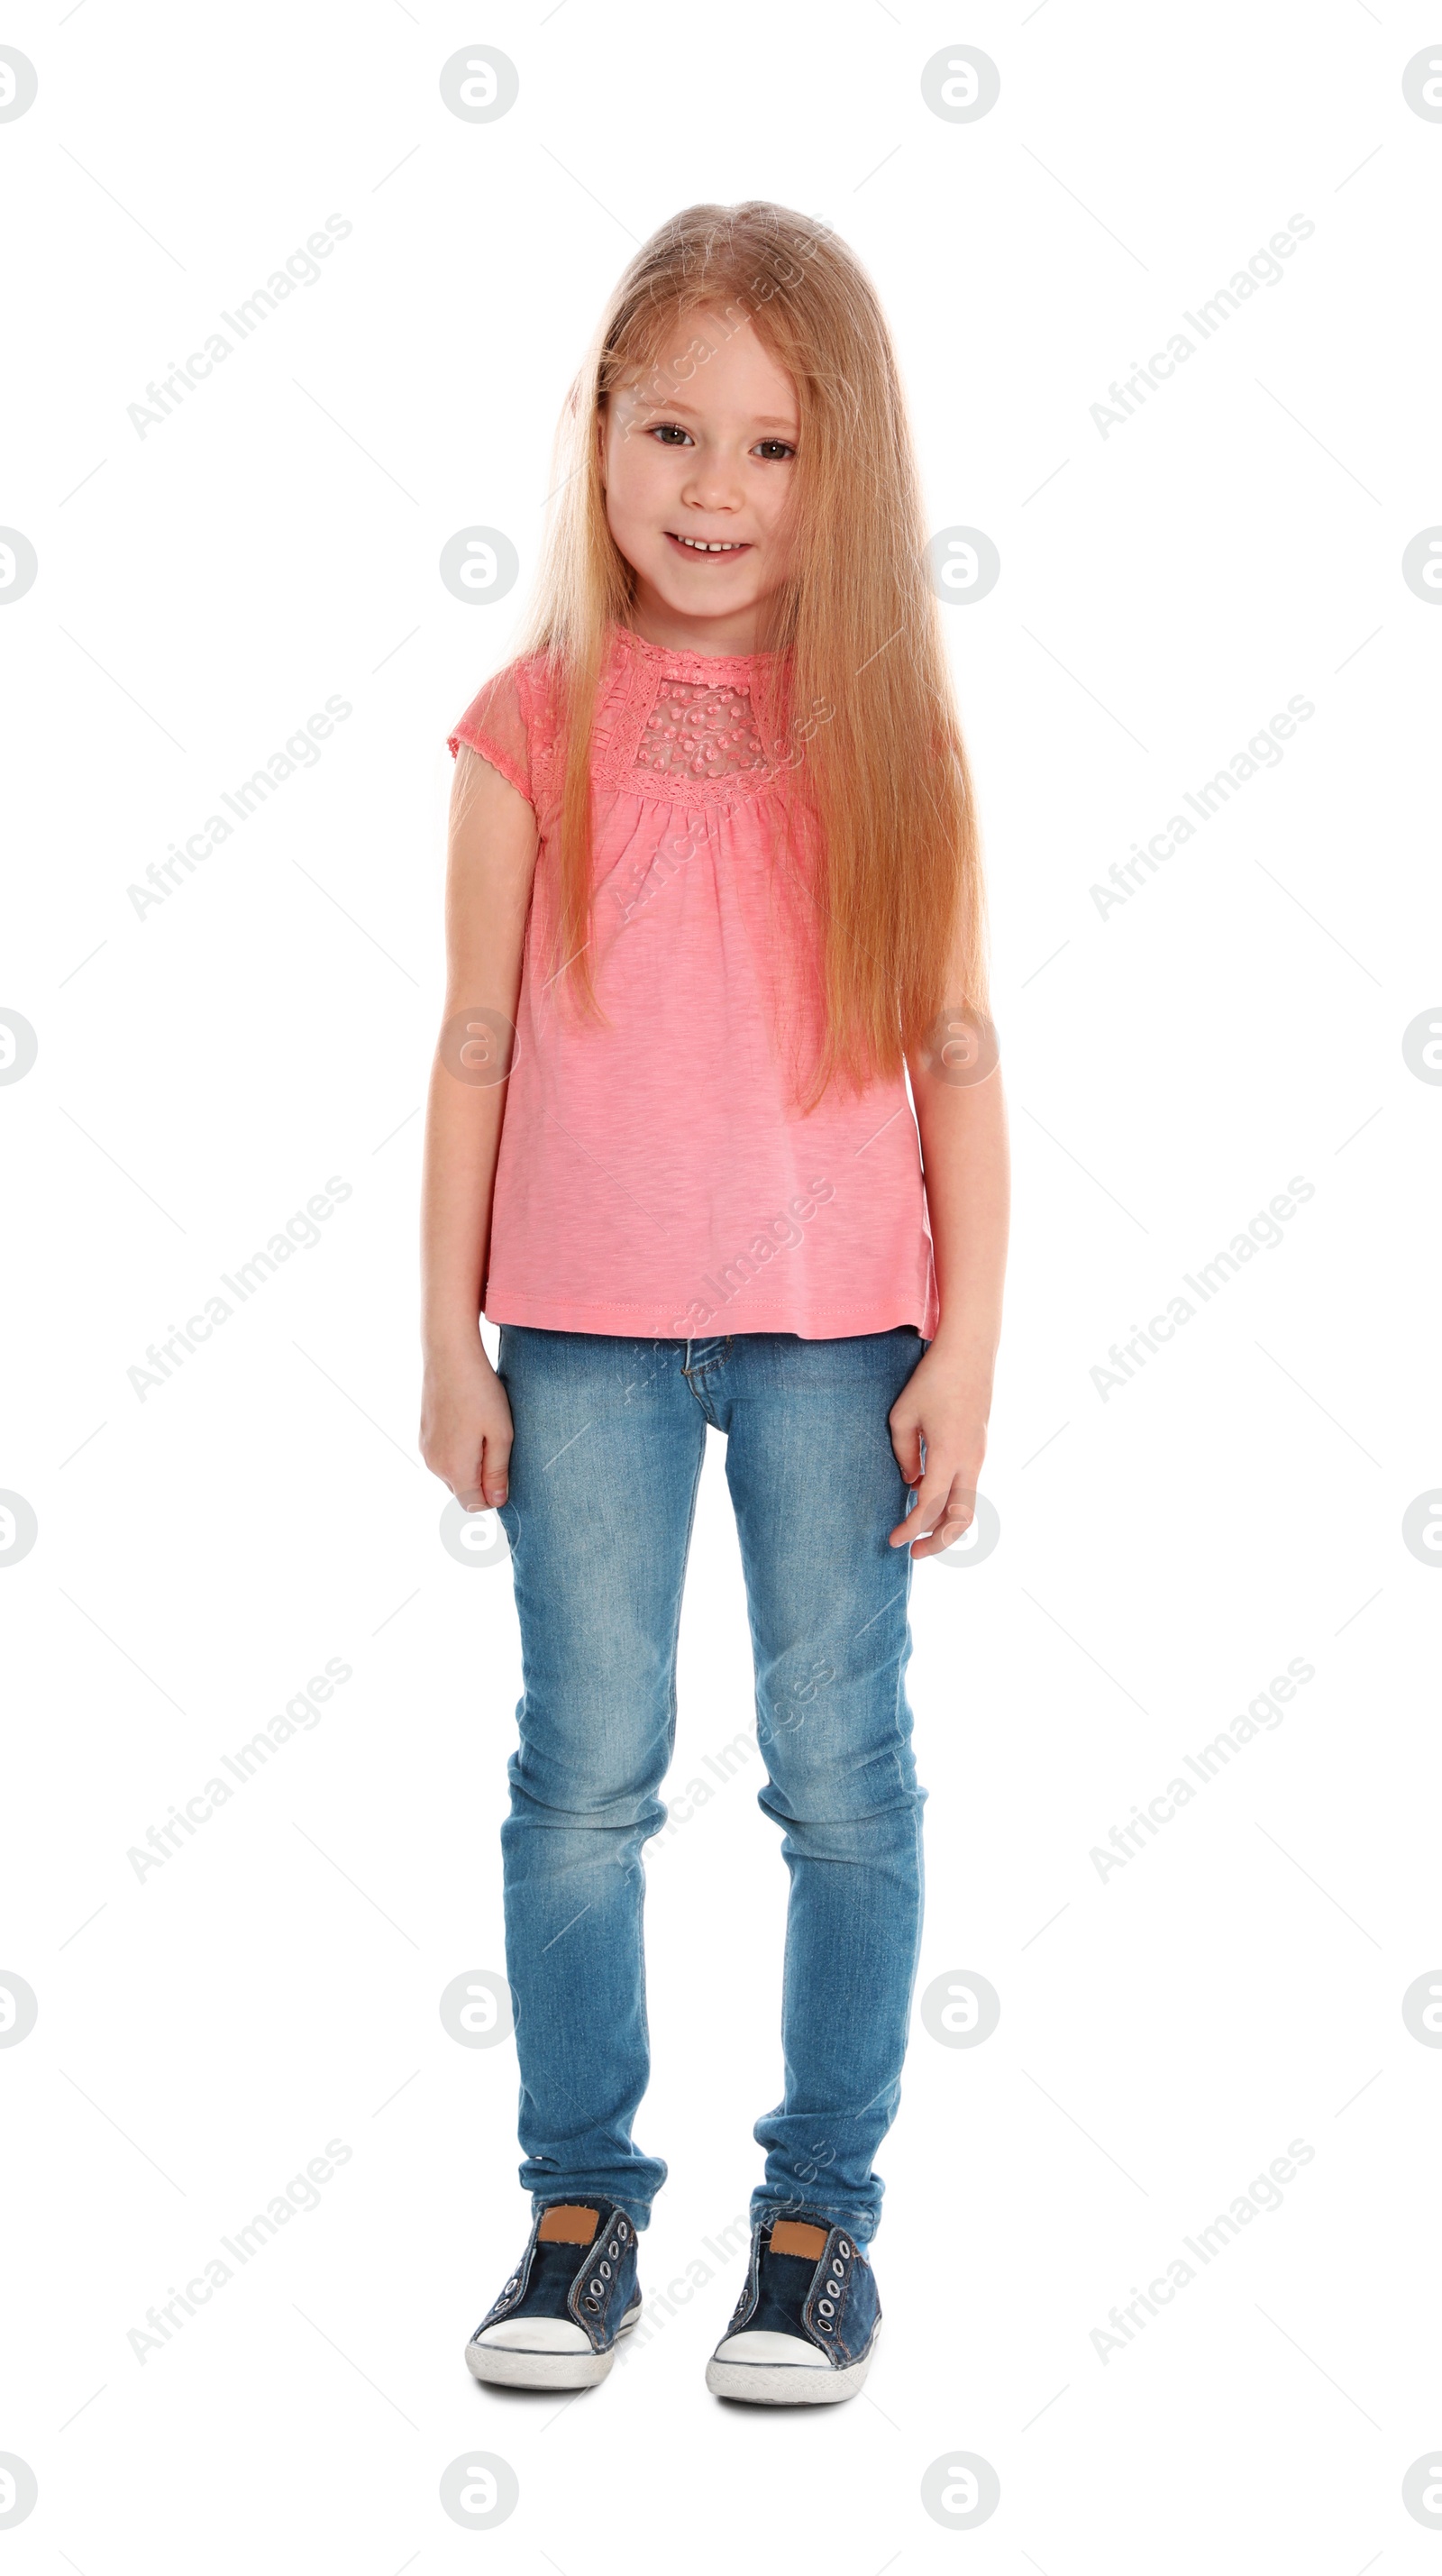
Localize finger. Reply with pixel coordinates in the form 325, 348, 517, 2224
888, 1462, 949, 1548
908, 1480, 977, 1561
936, 1478, 975, 1538
888, 1411, 924, 1487
443, 1439, 487, 1512
479, 1434, 512, 1508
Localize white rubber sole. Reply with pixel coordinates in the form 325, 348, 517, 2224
465, 2304, 640, 2390
705, 2330, 879, 2407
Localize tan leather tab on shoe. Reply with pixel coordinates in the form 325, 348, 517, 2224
771, 2220, 828, 2259
537, 2204, 598, 2244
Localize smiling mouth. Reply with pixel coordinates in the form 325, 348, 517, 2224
665, 532, 751, 557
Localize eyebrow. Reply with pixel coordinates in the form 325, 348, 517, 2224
639, 397, 798, 430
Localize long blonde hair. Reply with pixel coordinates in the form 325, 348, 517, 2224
520, 200, 986, 1095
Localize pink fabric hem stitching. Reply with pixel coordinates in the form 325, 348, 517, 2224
488, 1295, 937, 1341
449, 726, 530, 808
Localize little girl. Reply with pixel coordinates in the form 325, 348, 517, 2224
421, 201, 1008, 2407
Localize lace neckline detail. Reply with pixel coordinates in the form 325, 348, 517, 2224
570, 622, 784, 799
610, 622, 780, 682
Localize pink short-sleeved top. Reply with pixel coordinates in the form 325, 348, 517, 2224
447, 623, 938, 1340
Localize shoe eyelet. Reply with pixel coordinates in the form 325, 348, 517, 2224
838, 2239, 852, 2259
830, 2259, 844, 2277
589, 2278, 605, 2297
818, 2316, 835, 2332
599, 2261, 612, 2279
817, 2297, 835, 2316
607, 2240, 619, 2259
583, 2294, 600, 2313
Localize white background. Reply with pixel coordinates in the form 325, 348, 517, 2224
4, 1, 1441, 2567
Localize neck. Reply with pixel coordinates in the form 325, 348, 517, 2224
625, 580, 770, 658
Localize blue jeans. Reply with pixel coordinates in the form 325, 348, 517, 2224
494, 1326, 928, 2247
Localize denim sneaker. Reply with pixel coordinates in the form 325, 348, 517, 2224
464, 2200, 643, 2389
706, 2215, 881, 2404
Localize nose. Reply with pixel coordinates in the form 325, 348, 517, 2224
679, 448, 744, 516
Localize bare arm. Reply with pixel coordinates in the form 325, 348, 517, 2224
889, 996, 1010, 1559
418, 745, 539, 1510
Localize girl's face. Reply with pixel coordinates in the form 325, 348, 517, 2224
600, 308, 799, 653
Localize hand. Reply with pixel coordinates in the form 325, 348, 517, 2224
420, 1338, 513, 1511
887, 1336, 992, 1560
